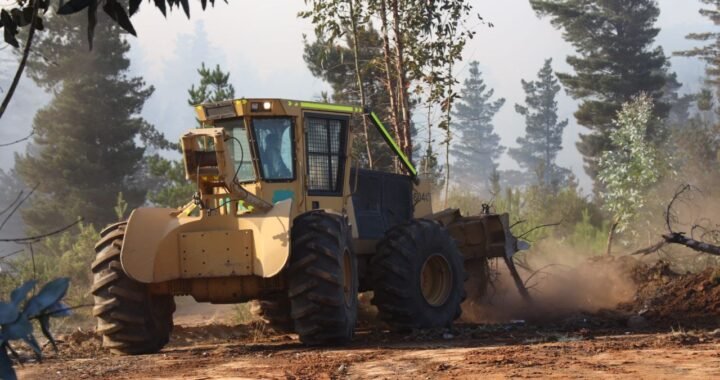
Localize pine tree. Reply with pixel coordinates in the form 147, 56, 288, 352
451, 61, 505, 191
187, 62, 236, 105
509, 59, 569, 187
677, 1, 720, 99
530, 0, 670, 182
15, 13, 152, 233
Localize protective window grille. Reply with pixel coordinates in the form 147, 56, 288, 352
306, 117, 345, 193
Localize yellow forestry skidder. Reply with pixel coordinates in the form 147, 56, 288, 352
91, 98, 528, 354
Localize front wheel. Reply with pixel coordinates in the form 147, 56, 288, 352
370, 219, 466, 330
288, 211, 358, 345
91, 222, 175, 355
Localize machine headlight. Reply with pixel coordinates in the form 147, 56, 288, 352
251, 101, 273, 112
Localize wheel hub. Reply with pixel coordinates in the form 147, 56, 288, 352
420, 254, 453, 307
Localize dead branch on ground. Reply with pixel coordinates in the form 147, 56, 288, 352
632, 184, 720, 256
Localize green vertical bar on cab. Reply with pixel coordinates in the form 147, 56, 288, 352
368, 111, 417, 176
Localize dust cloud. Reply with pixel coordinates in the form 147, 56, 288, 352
460, 252, 640, 324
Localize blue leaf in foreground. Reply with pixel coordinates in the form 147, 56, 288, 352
0, 303, 19, 325
23, 334, 42, 360
45, 302, 72, 318
23, 278, 70, 318
10, 280, 36, 308
0, 317, 32, 341
0, 345, 17, 380
37, 313, 58, 353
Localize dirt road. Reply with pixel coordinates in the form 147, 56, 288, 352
16, 260, 720, 379
16, 319, 720, 379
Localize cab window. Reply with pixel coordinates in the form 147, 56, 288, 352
216, 119, 255, 182
305, 116, 347, 195
252, 118, 295, 181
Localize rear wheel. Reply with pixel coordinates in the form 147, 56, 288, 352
371, 219, 466, 330
288, 211, 358, 345
91, 222, 175, 355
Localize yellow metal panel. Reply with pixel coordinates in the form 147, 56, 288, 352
413, 179, 433, 218
194, 105, 206, 121
179, 230, 254, 277
120, 199, 293, 283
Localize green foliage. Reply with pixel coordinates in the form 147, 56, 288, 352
567, 209, 609, 255
145, 155, 195, 208
0, 1, 223, 48
0, 224, 100, 308
188, 62, 236, 105
509, 58, 569, 186
303, 26, 397, 171
448, 171, 606, 258
676, 0, 720, 100
598, 94, 663, 233
301, 0, 479, 164
418, 145, 444, 192
451, 61, 505, 191
0, 278, 70, 380
16, 12, 152, 233
113, 192, 128, 221
530, 0, 670, 182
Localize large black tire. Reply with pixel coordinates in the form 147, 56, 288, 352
249, 298, 293, 333
288, 211, 358, 345
91, 222, 175, 355
371, 219, 466, 330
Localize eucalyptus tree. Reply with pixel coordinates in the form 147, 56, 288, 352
598, 94, 662, 255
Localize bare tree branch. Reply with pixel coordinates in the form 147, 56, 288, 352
662, 232, 720, 256
0, 218, 82, 243
0, 184, 37, 232
0, 248, 25, 261
654, 183, 720, 256
517, 219, 563, 240
0, 0, 39, 120
630, 240, 668, 256
0, 190, 24, 217
0, 129, 34, 147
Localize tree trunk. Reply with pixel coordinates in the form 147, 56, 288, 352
606, 221, 618, 256
390, 0, 413, 163
662, 233, 720, 256
424, 95, 433, 176
379, 0, 401, 173
349, 0, 373, 169
443, 64, 453, 208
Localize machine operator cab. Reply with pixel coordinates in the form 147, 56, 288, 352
193, 98, 426, 246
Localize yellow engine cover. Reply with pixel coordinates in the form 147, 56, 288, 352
120, 199, 292, 283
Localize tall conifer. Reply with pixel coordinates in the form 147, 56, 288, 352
451, 61, 505, 191
15, 14, 153, 232
530, 0, 669, 182
509, 59, 569, 186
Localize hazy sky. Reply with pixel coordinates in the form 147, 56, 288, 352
0, 0, 712, 192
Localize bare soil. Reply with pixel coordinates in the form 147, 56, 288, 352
16, 323, 720, 379
15, 259, 720, 379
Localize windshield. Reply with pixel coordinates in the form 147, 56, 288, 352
216, 119, 256, 182
252, 118, 294, 181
